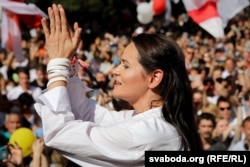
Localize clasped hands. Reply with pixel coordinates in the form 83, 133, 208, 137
41, 4, 82, 61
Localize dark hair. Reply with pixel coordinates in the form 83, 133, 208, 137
203, 77, 214, 86
35, 63, 47, 73
17, 67, 30, 78
0, 48, 7, 55
244, 90, 250, 101
242, 116, 250, 127
213, 65, 224, 73
197, 113, 216, 128
132, 33, 202, 150
18, 92, 35, 106
216, 96, 230, 107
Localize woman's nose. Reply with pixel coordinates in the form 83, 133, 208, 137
111, 66, 120, 76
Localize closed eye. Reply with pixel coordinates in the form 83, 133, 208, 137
120, 59, 129, 69
123, 65, 129, 69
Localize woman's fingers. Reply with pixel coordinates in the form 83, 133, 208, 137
72, 22, 82, 48
42, 4, 82, 59
73, 22, 79, 32
48, 7, 55, 35
14, 142, 21, 149
41, 17, 49, 39
53, 4, 61, 35
58, 4, 70, 36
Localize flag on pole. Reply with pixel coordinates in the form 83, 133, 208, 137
182, 0, 249, 38
182, 0, 224, 38
0, 0, 47, 62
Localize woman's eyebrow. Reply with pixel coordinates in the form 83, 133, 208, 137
121, 59, 129, 64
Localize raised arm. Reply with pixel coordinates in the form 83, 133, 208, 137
41, 4, 82, 90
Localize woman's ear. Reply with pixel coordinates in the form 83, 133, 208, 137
148, 69, 164, 89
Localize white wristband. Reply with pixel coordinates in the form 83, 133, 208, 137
46, 58, 82, 87
48, 70, 70, 79
47, 65, 70, 71
48, 58, 71, 66
47, 58, 71, 78
47, 59, 70, 73
46, 58, 71, 87
47, 76, 68, 87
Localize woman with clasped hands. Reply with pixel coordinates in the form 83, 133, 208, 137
34, 4, 202, 167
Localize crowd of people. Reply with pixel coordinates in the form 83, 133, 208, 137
0, 3, 250, 167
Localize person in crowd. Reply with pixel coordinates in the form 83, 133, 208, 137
28, 29, 49, 67
0, 73, 7, 97
97, 36, 115, 75
203, 77, 218, 105
30, 138, 49, 167
189, 67, 203, 90
0, 143, 24, 167
33, 34, 48, 66
90, 71, 114, 110
0, 111, 22, 146
30, 64, 48, 90
202, 53, 213, 70
183, 44, 195, 73
216, 96, 236, 126
197, 113, 227, 150
0, 48, 10, 81
214, 47, 226, 66
210, 66, 223, 83
215, 77, 232, 98
229, 116, 250, 150
243, 90, 250, 116
215, 92, 244, 145
34, 4, 202, 166
212, 118, 238, 148
88, 38, 104, 75
222, 58, 248, 93
0, 73, 10, 128
240, 48, 250, 90
17, 92, 42, 131
7, 67, 42, 101
222, 58, 237, 79
192, 88, 204, 115
213, 118, 230, 141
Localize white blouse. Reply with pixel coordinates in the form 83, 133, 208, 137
34, 76, 182, 167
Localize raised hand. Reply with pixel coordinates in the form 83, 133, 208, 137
41, 4, 82, 60
32, 138, 45, 156
2, 143, 23, 166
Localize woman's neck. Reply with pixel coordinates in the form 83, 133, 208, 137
133, 100, 163, 114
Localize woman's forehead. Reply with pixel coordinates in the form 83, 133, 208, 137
121, 43, 139, 60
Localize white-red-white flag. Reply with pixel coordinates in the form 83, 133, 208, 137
182, 0, 224, 38
182, 0, 249, 38
0, 0, 47, 62
217, 0, 249, 28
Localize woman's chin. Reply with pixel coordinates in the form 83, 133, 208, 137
112, 93, 121, 99
112, 93, 125, 101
